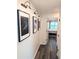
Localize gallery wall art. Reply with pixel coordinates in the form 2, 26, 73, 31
33, 16, 38, 33
17, 10, 30, 42
38, 19, 40, 30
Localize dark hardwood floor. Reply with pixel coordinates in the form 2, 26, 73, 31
35, 37, 58, 59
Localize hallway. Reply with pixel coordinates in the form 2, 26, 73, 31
17, 0, 60, 59
35, 37, 58, 59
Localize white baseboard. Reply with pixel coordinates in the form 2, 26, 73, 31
33, 44, 40, 59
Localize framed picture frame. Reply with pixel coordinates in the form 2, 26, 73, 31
17, 10, 30, 42
38, 19, 40, 30
33, 16, 38, 33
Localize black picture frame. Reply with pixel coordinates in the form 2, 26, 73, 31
33, 16, 38, 33
17, 10, 30, 42
38, 19, 40, 30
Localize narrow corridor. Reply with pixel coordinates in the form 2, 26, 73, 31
17, 0, 60, 59
35, 37, 58, 59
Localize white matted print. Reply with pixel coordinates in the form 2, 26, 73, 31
17, 10, 30, 42
33, 16, 38, 33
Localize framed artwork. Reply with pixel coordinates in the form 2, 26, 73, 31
38, 19, 40, 30
33, 16, 38, 33
17, 10, 30, 42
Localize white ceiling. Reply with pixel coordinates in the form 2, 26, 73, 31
30, 0, 61, 15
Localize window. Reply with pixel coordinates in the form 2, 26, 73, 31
48, 21, 58, 31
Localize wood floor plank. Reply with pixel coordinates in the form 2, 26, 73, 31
35, 38, 58, 59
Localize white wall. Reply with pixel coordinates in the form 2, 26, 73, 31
17, 0, 40, 59
39, 16, 48, 45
